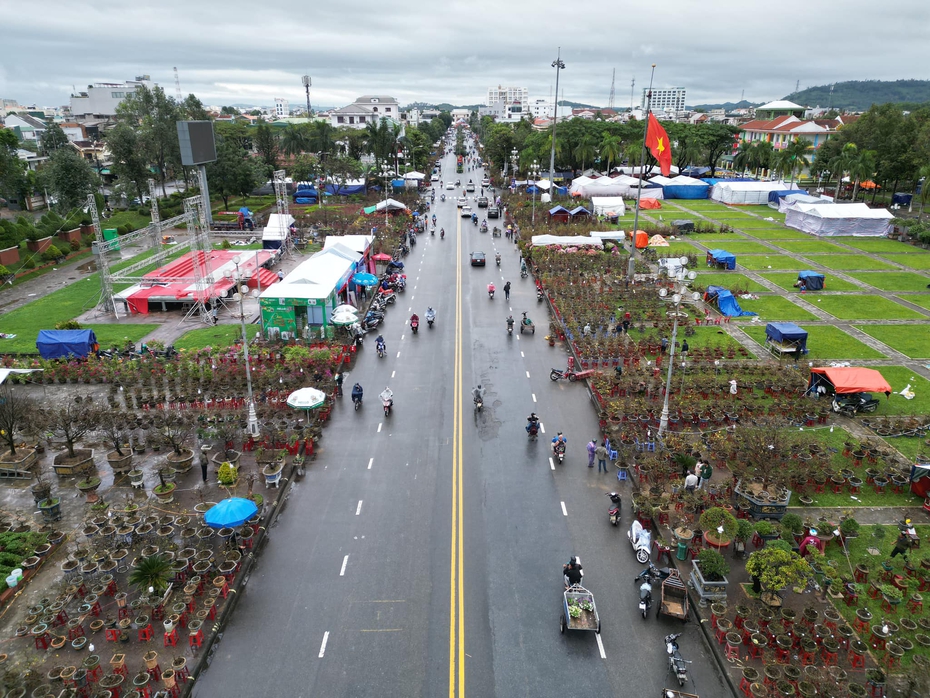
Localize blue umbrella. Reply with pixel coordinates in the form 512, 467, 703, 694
204, 498, 258, 529
352, 272, 379, 287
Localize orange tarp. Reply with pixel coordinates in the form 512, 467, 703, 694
628, 230, 649, 249
809, 367, 892, 395
639, 198, 662, 210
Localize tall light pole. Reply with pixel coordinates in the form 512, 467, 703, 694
510, 147, 518, 179
302, 75, 311, 116
656, 263, 699, 437
229, 257, 259, 437
548, 49, 565, 190
530, 159, 540, 224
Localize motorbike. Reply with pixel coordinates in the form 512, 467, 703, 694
635, 562, 673, 585
474, 395, 483, 412
472, 216, 478, 227
537, 289, 544, 303
426, 310, 435, 328
352, 392, 363, 411
507, 319, 514, 336
665, 633, 691, 686
526, 420, 539, 439
441, 230, 445, 239
431, 227, 435, 236
376, 341, 386, 359
628, 520, 652, 564
639, 578, 653, 620
553, 440, 566, 465
606, 492, 622, 526
480, 222, 488, 233
495, 253, 501, 266
520, 268, 528, 279
411, 318, 419, 334
441, 194, 446, 202
488, 286, 495, 299
832, 392, 880, 416
362, 315, 383, 331
380, 389, 394, 417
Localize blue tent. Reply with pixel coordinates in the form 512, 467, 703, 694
767, 189, 807, 205
703, 178, 757, 185
325, 183, 366, 196
526, 185, 541, 194
36, 329, 98, 360
798, 270, 825, 291
680, 166, 711, 178
706, 249, 736, 270
703, 286, 757, 317
569, 206, 591, 218
553, 185, 568, 195
892, 193, 912, 206
765, 322, 808, 354
662, 178, 710, 200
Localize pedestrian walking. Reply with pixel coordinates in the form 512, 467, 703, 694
684, 471, 698, 494
661, 337, 669, 354
200, 453, 209, 483
211, 305, 218, 325
891, 529, 911, 559
503, 281, 511, 301
587, 439, 597, 468
681, 339, 689, 356
595, 442, 609, 473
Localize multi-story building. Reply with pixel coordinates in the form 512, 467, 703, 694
330, 95, 400, 129
69, 76, 154, 119
738, 114, 854, 151
2, 113, 47, 142
487, 86, 528, 106
642, 87, 686, 113
274, 98, 289, 118
529, 98, 552, 120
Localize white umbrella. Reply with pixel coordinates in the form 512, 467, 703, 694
332, 304, 359, 316
286, 387, 327, 410
331, 312, 359, 326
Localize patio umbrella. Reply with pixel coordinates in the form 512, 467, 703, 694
331, 312, 359, 326
204, 498, 258, 529
372, 253, 393, 262
332, 304, 360, 316
286, 387, 327, 410
352, 273, 379, 287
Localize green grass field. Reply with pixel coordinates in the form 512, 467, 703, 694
757, 273, 861, 291
684, 234, 746, 242
815, 295, 927, 320
742, 325, 886, 360
174, 325, 262, 351
708, 241, 773, 254
840, 239, 928, 254
739, 228, 810, 240
695, 273, 768, 292
899, 294, 930, 311
804, 254, 898, 271
775, 240, 851, 255
657, 241, 700, 255
880, 254, 930, 270
681, 326, 748, 352
737, 254, 805, 270
847, 272, 930, 292
869, 366, 930, 415
854, 325, 930, 358
731, 296, 818, 321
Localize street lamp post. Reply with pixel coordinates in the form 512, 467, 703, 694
549, 49, 565, 189
530, 160, 540, 225
656, 264, 699, 437
230, 257, 259, 437
510, 147, 518, 180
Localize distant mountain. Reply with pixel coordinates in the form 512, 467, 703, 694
690, 100, 760, 111
783, 80, 930, 111
558, 100, 600, 109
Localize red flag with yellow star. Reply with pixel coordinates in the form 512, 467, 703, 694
645, 113, 672, 176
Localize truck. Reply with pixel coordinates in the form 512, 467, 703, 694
456, 154, 464, 174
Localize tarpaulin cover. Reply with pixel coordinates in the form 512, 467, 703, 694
777, 193, 829, 213
706, 249, 736, 270
784, 202, 894, 237
629, 230, 649, 249
711, 180, 788, 205
529, 235, 604, 248
765, 322, 808, 354
650, 175, 710, 200
36, 329, 98, 359
702, 286, 756, 317
680, 166, 711, 178
798, 270, 825, 290
893, 193, 913, 206
638, 198, 662, 209
808, 367, 892, 395
647, 234, 669, 247
767, 189, 807, 204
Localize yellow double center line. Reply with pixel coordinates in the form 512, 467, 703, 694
449, 214, 465, 697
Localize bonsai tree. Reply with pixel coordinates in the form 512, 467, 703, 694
99, 412, 133, 458
727, 418, 816, 491
159, 410, 195, 457
128, 553, 173, 595
840, 517, 861, 539
44, 396, 101, 460
780, 513, 805, 539
696, 548, 730, 581
217, 461, 238, 486
699, 507, 738, 542
0, 384, 36, 458
745, 546, 813, 604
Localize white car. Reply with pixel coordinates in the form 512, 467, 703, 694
431, 174, 440, 182
445, 182, 455, 191
481, 178, 490, 187
456, 197, 467, 208
460, 206, 473, 217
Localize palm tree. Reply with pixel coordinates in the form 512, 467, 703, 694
733, 141, 754, 175
128, 553, 173, 595
848, 149, 876, 202
829, 143, 859, 200
749, 141, 775, 178
600, 134, 622, 175
280, 124, 311, 157
309, 121, 336, 160
573, 135, 597, 174
779, 138, 813, 188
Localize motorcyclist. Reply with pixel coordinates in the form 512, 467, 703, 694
522, 311, 532, 326
440, 180, 443, 188
432, 215, 437, 225
487, 282, 495, 298
526, 412, 539, 433
351, 383, 363, 404
507, 315, 515, 332
375, 335, 386, 353
472, 384, 484, 406
410, 313, 419, 327
563, 556, 583, 588
426, 307, 436, 324
334, 372, 344, 397
552, 432, 568, 452
495, 252, 502, 266
440, 228, 445, 239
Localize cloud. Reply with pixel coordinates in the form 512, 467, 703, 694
3, 0, 928, 109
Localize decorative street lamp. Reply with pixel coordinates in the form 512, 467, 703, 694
530, 160, 541, 225
548, 49, 566, 189
227, 257, 259, 437
510, 147, 518, 178
656, 259, 700, 437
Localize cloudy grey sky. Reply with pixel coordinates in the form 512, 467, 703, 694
3, 0, 928, 109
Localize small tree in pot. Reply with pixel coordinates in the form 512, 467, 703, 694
99, 412, 134, 472
745, 545, 813, 606
45, 396, 101, 469
159, 410, 195, 471
0, 384, 37, 462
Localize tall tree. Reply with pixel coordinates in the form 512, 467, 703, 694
40, 123, 69, 155
828, 143, 859, 200
573, 134, 597, 173
181, 95, 209, 120
599, 133, 622, 174
115, 85, 182, 196
105, 122, 150, 203
253, 119, 279, 175
777, 138, 813, 188
695, 123, 740, 177
40, 148, 97, 211
206, 137, 261, 210
848, 148, 877, 202
280, 124, 311, 157
0, 128, 28, 206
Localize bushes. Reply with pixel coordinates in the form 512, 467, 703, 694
41, 244, 63, 262
55, 320, 82, 330
70, 240, 81, 252
23, 258, 36, 270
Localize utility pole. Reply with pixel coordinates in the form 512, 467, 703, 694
608, 68, 616, 110
302, 75, 312, 116
548, 48, 565, 190
630, 77, 635, 112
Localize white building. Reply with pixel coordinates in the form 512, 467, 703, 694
487, 86, 528, 107
478, 100, 527, 123
2, 113, 47, 142
529, 98, 553, 120
69, 76, 154, 119
330, 95, 400, 129
642, 87, 686, 113
274, 98, 289, 118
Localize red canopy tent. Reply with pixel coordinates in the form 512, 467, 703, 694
808, 367, 892, 396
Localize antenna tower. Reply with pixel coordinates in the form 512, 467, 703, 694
630, 77, 635, 111
795, 79, 800, 94
608, 69, 616, 110
828, 83, 835, 110
174, 67, 183, 102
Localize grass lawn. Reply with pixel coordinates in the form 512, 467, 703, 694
739, 228, 811, 240
685, 234, 746, 243
703, 213, 757, 221
731, 296, 818, 321
815, 296, 927, 320
854, 325, 930, 358
711, 241, 775, 254
840, 239, 928, 254
89, 325, 160, 351
736, 254, 804, 270
757, 272, 861, 292
682, 326, 749, 352
104, 209, 152, 231
847, 272, 930, 292
174, 324, 262, 351
695, 273, 768, 293
880, 254, 930, 270
742, 325, 887, 360
885, 434, 928, 462
775, 240, 851, 254
805, 254, 898, 271
869, 366, 930, 415
658, 241, 700, 255
898, 294, 930, 311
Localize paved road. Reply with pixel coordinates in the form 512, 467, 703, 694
195, 141, 731, 698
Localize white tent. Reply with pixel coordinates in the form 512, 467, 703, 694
365, 198, 408, 214
618, 165, 680, 176
262, 213, 295, 244
777, 194, 832, 213
784, 202, 894, 237
322, 234, 374, 256
591, 197, 626, 216
530, 235, 604, 248
568, 176, 594, 196
404, 171, 426, 180
711, 181, 788, 205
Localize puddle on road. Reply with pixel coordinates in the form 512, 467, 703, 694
76, 261, 98, 273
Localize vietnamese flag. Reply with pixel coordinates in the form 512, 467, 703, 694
645, 113, 673, 176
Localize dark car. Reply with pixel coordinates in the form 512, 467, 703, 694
477, 197, 489, 208
487, 206, 500, 218
470, 252, 486, 266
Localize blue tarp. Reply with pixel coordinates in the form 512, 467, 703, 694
526, 185, 541, 194
553, 185, 568, 195
325, 183, 366, 196
663, 181, 710, 200
767, 189, 807, 204
548, 205, 570, 215
703, 178, 757, 185
892, 193, 912, 205
36, 329, 98, 360
765, 322, 808, 354
798, 270, 825, 291
569, 206, 591, 217
680, 166, 711, 178
707, 249, 736, 270
703, 286, 757, 317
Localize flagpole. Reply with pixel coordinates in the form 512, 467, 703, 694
628, 63, 656, 279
